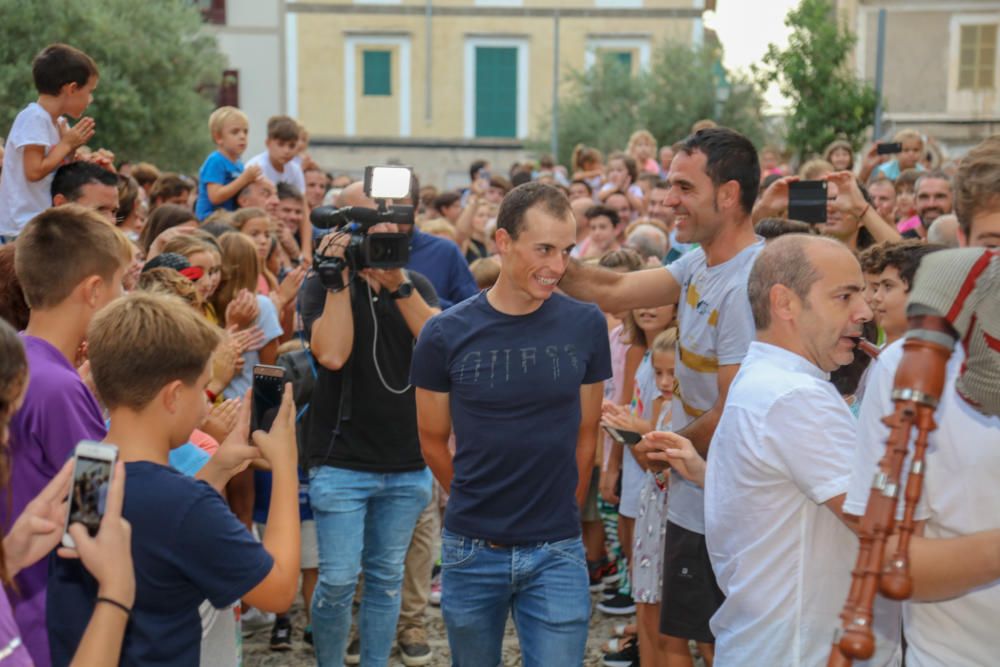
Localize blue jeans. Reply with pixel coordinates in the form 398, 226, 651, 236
440, 529, 591, 667
309, 466, 432, 667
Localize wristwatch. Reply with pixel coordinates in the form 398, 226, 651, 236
390, 281, 414, 300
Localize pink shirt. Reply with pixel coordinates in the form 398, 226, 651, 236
897, 215, 921, 234
190, 428, 220, 456
603, 324, 632, 468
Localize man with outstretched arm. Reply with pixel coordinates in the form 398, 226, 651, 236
559, 127, 763, 664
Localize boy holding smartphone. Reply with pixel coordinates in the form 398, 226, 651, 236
47, 293, 301, 667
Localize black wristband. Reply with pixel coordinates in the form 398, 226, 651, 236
96, 596, 132, 617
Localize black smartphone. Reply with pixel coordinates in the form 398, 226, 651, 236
602, 424, 643, 447
63, 441, 118, 548
251, 365, 286, 432
788, 180, 828, 224
877, 142, 903, 155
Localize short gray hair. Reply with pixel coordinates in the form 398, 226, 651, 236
747, 234, 836, 330
625, 224, 668, 262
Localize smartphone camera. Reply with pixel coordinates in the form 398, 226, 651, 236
788, 180, 828, 225
602, 425, 643, 447
64, 441, 118, 548
876, 142, 903, 155
252, 365, 286, 432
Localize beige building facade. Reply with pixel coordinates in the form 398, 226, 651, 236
843, 0, 1000, 154
204, 0, 708, 188
292, 0, 706, 186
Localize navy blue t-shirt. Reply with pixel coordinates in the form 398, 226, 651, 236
47, 461, 273, 667
410, 291, 612, 543
407, 229, 477, 309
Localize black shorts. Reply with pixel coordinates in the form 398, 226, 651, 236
659, 521, 725, 643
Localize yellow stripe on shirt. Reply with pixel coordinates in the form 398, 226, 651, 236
679, 345, 719, 373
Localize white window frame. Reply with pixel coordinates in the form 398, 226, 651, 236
343, 35, 412, 137
475, 0, 523, 6
584, 37, 651, 72
352, 0, 401, 6
463, 37, 530, 140
947, 14, 1000, 115
595, 0, 642, 8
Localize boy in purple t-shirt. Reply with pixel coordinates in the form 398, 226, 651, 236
4, 205, 130, 666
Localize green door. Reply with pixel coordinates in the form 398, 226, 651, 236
475, 47, 517, 138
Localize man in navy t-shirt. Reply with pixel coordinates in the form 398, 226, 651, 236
411, 182, 611, 666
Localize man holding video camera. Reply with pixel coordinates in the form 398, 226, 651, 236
300, 173, 440, 667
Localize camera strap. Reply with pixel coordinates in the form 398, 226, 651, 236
337, 278, 357, 423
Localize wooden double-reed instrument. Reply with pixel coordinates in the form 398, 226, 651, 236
828, 248, 999, 666
827, 318, 953, 666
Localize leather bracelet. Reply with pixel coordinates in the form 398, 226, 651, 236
96, 596, 132, 617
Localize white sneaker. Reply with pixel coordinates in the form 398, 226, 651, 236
241, 607, 275, 637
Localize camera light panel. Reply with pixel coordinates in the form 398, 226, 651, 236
365, 166, 412, 200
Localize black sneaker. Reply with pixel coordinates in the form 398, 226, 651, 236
303, 625, 313, 646
269, 616, 292, 651
602, 636, 639, 667
344, 638, 361, 665
597, 592, 636, 616
600, 581, 618, 601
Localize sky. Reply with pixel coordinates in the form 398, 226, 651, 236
705, 0, 803, 111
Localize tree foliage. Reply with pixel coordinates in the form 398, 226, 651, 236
754, 0, 877, 160
0, 0, 226, 172
534, 41, 769, 166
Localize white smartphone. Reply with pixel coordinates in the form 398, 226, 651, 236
62, 441, 118, 549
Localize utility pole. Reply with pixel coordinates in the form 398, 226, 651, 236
873, 8, 887, 139
551, 10, 560, 160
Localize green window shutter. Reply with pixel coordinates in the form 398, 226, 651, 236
599, 50, 632, 74
363, 50, 391, 96
475, 47, 517, 138
614, 51, 632, 72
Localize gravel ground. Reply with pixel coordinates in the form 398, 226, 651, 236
244, 590, 633, 667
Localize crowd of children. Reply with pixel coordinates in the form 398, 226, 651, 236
0, 40, 997, 667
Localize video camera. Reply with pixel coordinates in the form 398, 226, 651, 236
311, 166, 414, 290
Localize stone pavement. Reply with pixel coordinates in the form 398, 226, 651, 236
244, 590, 632, 667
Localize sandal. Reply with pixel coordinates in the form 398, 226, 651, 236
613, 622, 638, 638
602, 635, 637, 654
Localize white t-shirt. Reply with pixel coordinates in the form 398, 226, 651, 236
845, 340, 1000, 667
246, 151, 306, 194
706, 342, 900, 667
199, 601, 240, 667
0, 103, 61, 235
664, 240, 762, 534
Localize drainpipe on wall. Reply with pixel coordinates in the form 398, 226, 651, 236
551, 9, 560, 160
425, 0, 433, 125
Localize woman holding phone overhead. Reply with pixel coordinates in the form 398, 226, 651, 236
0, 318, 135, 666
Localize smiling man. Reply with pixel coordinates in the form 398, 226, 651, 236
410, 182, 611, 666
904, 170, 953, 240
560, 127, 764, 662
